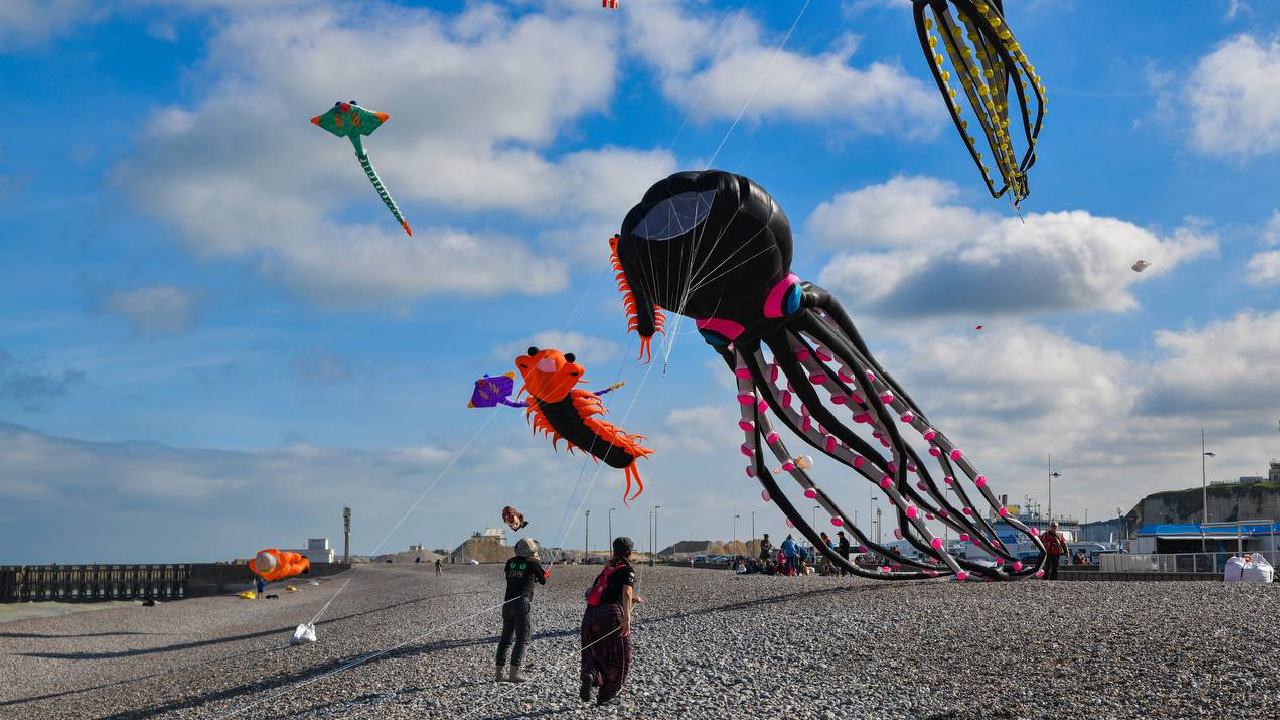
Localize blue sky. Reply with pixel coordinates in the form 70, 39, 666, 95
3, 0, 1280, 564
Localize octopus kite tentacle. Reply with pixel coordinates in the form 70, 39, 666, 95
612, 170, 1047, 581
515, 347, 652, 503
610, 235, 664, 362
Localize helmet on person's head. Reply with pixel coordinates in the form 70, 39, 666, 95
514, 538, 540, 558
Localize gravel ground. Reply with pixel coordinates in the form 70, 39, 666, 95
2, 564, 1278, 720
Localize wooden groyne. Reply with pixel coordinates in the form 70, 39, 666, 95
0, 563, 351, 603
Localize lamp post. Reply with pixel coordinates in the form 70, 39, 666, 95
608, 507, 615, 551
1048, 452, 1061, 524
733, 506, 739, 546
751, 510, 756, 558
654, 505, 661, 563
648, 510, 653, 566
585, 509, 590, 560
1202, 429, 1216, 553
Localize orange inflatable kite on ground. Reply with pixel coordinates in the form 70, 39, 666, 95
250, 549, 311, 582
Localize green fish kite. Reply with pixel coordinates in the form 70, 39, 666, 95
311, 100, 412, 237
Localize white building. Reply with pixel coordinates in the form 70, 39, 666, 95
286, 538, 334, 564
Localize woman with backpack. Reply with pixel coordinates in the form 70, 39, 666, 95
580, 536, 642, 706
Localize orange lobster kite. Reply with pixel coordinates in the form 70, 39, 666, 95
515, 347, 652, 503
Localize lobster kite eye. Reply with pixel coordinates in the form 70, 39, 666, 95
564, 353, 576, 363
527, 346, 539, 356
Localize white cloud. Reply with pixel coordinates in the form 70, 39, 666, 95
1183, 35, 1280, 157
111, 3, 663, 306
625, 1, 939, 135
99, 285, 201, 336
812, 176, 1216, 317
0, 0, 95, 50
1263, 209, 1280, 245
1137, 311, 1280, 416
658, 405, 739, 453
1246, 250, 1280, 285
494, 330, 621, 368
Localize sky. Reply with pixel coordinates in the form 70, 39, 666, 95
3, 0, 1280, 564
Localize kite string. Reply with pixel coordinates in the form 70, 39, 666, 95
703, 0, 813, 170
305, 410, 500, 627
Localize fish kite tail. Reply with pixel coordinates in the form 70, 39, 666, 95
355, 149, 412, 236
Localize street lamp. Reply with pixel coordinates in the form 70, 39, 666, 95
654, 505, 661, 563
751, 510, 756, 558
733, 506, 739, 546
585, 509, 590, 560
1048, 452, 1062, 524
647, 510, 653, 566
608, 507, 616, 551
1202, 429, 1215, 553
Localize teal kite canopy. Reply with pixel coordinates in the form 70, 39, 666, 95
311, 100, 413, 237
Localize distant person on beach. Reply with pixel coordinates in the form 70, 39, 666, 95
837, 531, 852, 576
1042, 523, 1068, 580
759, 534, 772, 562
781, 535, 798, 577
496, 538, 546, 684
255, 577, 265, 598
580, 536, 641, 706
435, 558, 442, 576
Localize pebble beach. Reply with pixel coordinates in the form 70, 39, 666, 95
3, 564, 1277, 720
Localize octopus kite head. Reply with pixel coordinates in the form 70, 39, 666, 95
515, 347, 585, 403
611, 171, 802, 356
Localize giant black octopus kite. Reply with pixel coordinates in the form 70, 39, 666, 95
610, 171, 1047, 581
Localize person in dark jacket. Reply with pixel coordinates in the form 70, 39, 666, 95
837, 531, 852, 576
580, 536, 641, 706
758, 534, 772, 562
1042, 522, 1068, 580
496, 538, 547, 683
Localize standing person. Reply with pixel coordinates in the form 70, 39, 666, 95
837, 531, 852, 576
495, 538, 547, 683
580, 536, 642, 706
1042, 522, 1068, 580
758, 534, 772, 563
255, 577, 266, 599
435, 558, 443, 577
781, 535, 798, 577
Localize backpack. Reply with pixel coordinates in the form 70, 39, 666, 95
585, 562, 624, 606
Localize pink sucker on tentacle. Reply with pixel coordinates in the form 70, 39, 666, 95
858, 545, 868, 553
938, 510, 949, 519
974, 475, 988, 488
738, 420, 754, 432
853, 456, 865, 468
1013, 561, 1024, 571
830, 517, 843, 527
761, 490, 770, 501
849, 394, 864, 404
787, 381, 795, 393
929, 448, 941, 457
922, 429, 937, 441
769, 364, 779, 383
800, 404, 810, 417
745, 466, 756, 478
907, 463, 917, 473
737, 394, 754, 405
917, 482, 927, 491
831, 395, 847, 405
893, 528, 903, 540
866, 370, 876, 382
825, 436, 837, 452
765, 432, 780, 444
880, 392, 895, 404
887, 461, 896, 472
1030, 527, 1040, 536
879, 476, 892, 490
930, 538, 943, 549
925, 512, 935, 521
757, 400, 769, 414
998, 507, 1009, 517
873, 431, 883, 439
906, 506, 918, 519
838, 370, 855, 383
740, 444, 754, 457
959, 534, 970, 542
853, 413, 872, 424
949, 449, 964, 461
818, 423, 828, 435
809, 373, 827, 385
786, 518, 794, 528
955, 571, 968, 581
943, 476, 954, 485
900, 413, 914, 423
880, 438, 890, 448
803, 488, 817, 499
780, 391, 792, 408
735, 367, 752, 380
815, 346, 832, 362
962, 507, 972, 515
1035, 570, 1045, 579
802, 416, 812, 432
794, 349, 810, 361
781, 462, 795, 472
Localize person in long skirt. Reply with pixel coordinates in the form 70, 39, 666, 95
580, 536, 642, 706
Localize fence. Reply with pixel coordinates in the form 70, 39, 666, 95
1100, 552, 1279, 576
0, 565, 193, 603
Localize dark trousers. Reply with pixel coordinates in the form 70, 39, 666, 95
838, 551, 850, 576
496, 599, 531, 667
1046, 554, 1061, 580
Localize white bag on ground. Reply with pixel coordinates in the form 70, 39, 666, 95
1225, 556, 1246, 582
1242, 554, 1274, 583
290, 623, 317, 644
